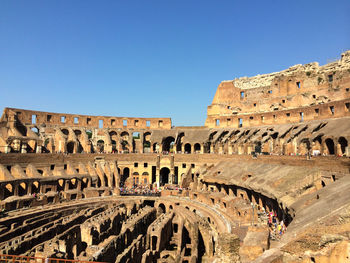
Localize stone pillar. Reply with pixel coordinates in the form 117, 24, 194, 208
76, 179, 82, 191
200, 144, 204, 154
191, 144, 194, 154
4, 145, 10, 153
64, 180, 70, 191
21, 144, 27, 153
181, 144, 185, 153
36, 145, 42, 153
210, 144, 214, 154
219, 144, 223, 154
228, 144, 233, 155
336, 143, 342, 156
27, 183, 32, 195
156, 169, 160, 188
13, 184, 19, 196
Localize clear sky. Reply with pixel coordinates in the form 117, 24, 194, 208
0, 0, 349, 126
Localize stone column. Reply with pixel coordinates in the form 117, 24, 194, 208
36, 145, 42, 153
191, 144, 194, 154
210, 144, 214, 153
219, 144, 223, 154
4, 145, 10, 153
27, 183, 32, 195
21, 144, 27, 153
228, 144, 233, 155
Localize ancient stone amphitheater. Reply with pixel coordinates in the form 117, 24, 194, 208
0, 51, 350, 263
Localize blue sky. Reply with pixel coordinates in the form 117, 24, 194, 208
0, 0, 349, 126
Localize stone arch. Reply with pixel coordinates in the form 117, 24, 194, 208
194, 143, 201, 153
133, 172, 139, 185
67, 141, 75, 153
143, 132, 152, 153
184, 143, 191, 153
162, 136, 175, 153
122, 167, 130, 186
338, 137, 348, 155
97, 140, 105, 153
325, 138, 335, 155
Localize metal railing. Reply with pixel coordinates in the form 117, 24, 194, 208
0, 254, 105, 263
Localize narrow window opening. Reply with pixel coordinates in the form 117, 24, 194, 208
286, 113, 290, 117
215, 119, 220, 126
268, 90, 272, 94
134, 120, 139, 126
182, 163, 186, 168
240, 91, 245, 99
31, 115, 37, 124
134, 162, 138, 168
296, 81, 301, 89
158, 120, 163, 127
313, 94, 316, 99
87, 118, 91, 125
300, 112, 304, 122
99, 120, 103, 128
74, 117, 79, 124
238, 118, 243, 128
253, 103, 257, 107
345, 103, 349, 111
329, 106, 335, 115
328, 74, 333, 82
61, 116, 66, 123
111, 119, 115, 125
315, 108, 319, 115
146, 120, 150, 127
144, 163, 148, 168
47, 115, 52, 122
123, 120, 127, 126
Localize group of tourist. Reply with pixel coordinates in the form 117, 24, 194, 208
266, 211, 286, 239
120, 185, 161, 196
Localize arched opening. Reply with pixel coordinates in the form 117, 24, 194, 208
194, 143, 201, 153
142, 172, 149, 185
153, 143, 159, 153
109, 131, 118, 153
61, 129, 69, 136
18, 182, 27, 196
57, 179, 64, 192
176, 132, 185, 153
299, 138, 311, 155
160, 167, 170, 186
158, 203, 166, 213
32, 181, 40, 194
133, 172, 139, 186
4, 183, 13, 199
143, 132, 151, 153
97, 140, 104, 153
184, 143, 191, 154
31, 127, 39, 135
338, 137, 348, 155
111, 140, 117, 152
122, 167, 130, 186
162, 137, 175, 153
325, 138, 335, 155
67, 141, 75, 153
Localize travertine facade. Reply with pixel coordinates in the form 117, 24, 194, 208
0, 51, 350, 263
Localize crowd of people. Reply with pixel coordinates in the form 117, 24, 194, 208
120, 185, 161, 196
266, 210, 286, 240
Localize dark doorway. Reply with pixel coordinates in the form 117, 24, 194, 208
160, 167, 170, 186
